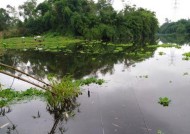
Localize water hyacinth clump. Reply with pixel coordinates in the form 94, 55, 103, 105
79, 77, 105, 86
158, 97, 171, 107
0, 88, 45, 108
182, 52, 190, 60
158, 51, 166, 55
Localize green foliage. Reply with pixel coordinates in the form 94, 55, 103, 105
183, 52, 190, 57
0, 76, 104, 108
159, 19, 190, 34
79, 77, 105, 86
0, 0, 158, 45
159, 34, 190, 45
148, 44, 181, 49
18, 0, 37, 19
158, 51, 166, 55
0, 8, 11, 31
157, 130, 164, 134
182, 52, 190, 60
158, 97, 171, 107
0, 36, 82, 50
45, 76, 81, 109
0, 88, 45, 108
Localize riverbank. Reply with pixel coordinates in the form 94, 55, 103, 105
0, 36, 82, 50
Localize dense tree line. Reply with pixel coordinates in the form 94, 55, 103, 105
0, 8, 11, 31
159, 19, 190, 34
0, 0, 159, 45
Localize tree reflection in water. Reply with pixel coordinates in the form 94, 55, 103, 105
47, 97, 80, 134
0, 44, 157, 82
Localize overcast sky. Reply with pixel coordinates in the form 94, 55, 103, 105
0, 0, 189, 25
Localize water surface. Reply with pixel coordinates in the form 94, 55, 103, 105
0, 44, 190, 134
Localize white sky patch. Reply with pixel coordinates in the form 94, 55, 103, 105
0, 0, 190, 24
0, 0, 44, 10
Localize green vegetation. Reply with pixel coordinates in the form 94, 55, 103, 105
148, 44, 181, 49
0, 8, 10, 31
157, 130, 164, 134
0, 88, 45, 108
158, 97, 171, 107
0, 76, 105, 108
45, 76, 81, 109
0, 44, 157, 79
158, 51, 166, 56
0, 0, 158, 45
182, 52, 190, 60
79, 77, 105, 86
159, 19, 190, 34
0, 36, 82, 50
159, 34, 190, 45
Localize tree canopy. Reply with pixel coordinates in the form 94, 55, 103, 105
159, 19, 190, 35
0, 0, 159, 45
0, 8, 11, 31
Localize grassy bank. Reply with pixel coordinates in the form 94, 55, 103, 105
0, 36, 82, 50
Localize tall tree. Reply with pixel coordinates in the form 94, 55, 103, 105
19, 0, 37, 20
0, 8, 11, 31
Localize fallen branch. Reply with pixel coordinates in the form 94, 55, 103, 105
0, 70, 55, 95
0, 62, 52, 87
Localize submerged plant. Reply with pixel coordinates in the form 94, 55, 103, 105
157, 129, 164, 134
139, 75, 149, 78
158, 51, 166, 55
79, 77, 105, 86
183, 72, 188, 76
158, 97, 171, 107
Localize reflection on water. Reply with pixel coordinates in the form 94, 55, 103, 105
0, 44, 156, 89
0, 98, 80, 134
0, 43, 190, 134
159, 34, 190, 45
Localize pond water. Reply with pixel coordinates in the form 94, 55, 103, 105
0, 43, 190, 134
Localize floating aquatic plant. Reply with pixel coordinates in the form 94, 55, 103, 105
148, 44, 181, 49
158, 97, 171, 107
157, 129, 164, 134
158, 51, 166, 55
78, 77, 105, 86
0, 88, 45, 108
183, 72, 188, 75
139, 75, 148, 78
182, 52, 190, 60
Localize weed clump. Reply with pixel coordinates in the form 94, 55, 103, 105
158, 97, 171, 107
158, 51, 166, 55
182, 52, 190, 60
0, 88, 45, 108
79, 77, 105, 86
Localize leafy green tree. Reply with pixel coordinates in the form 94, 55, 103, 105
6, 5, 19, 27
159, 19, 190, 34
0, 8, 11, 31
19, 0, 38, 19
3, 0, 159, 44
